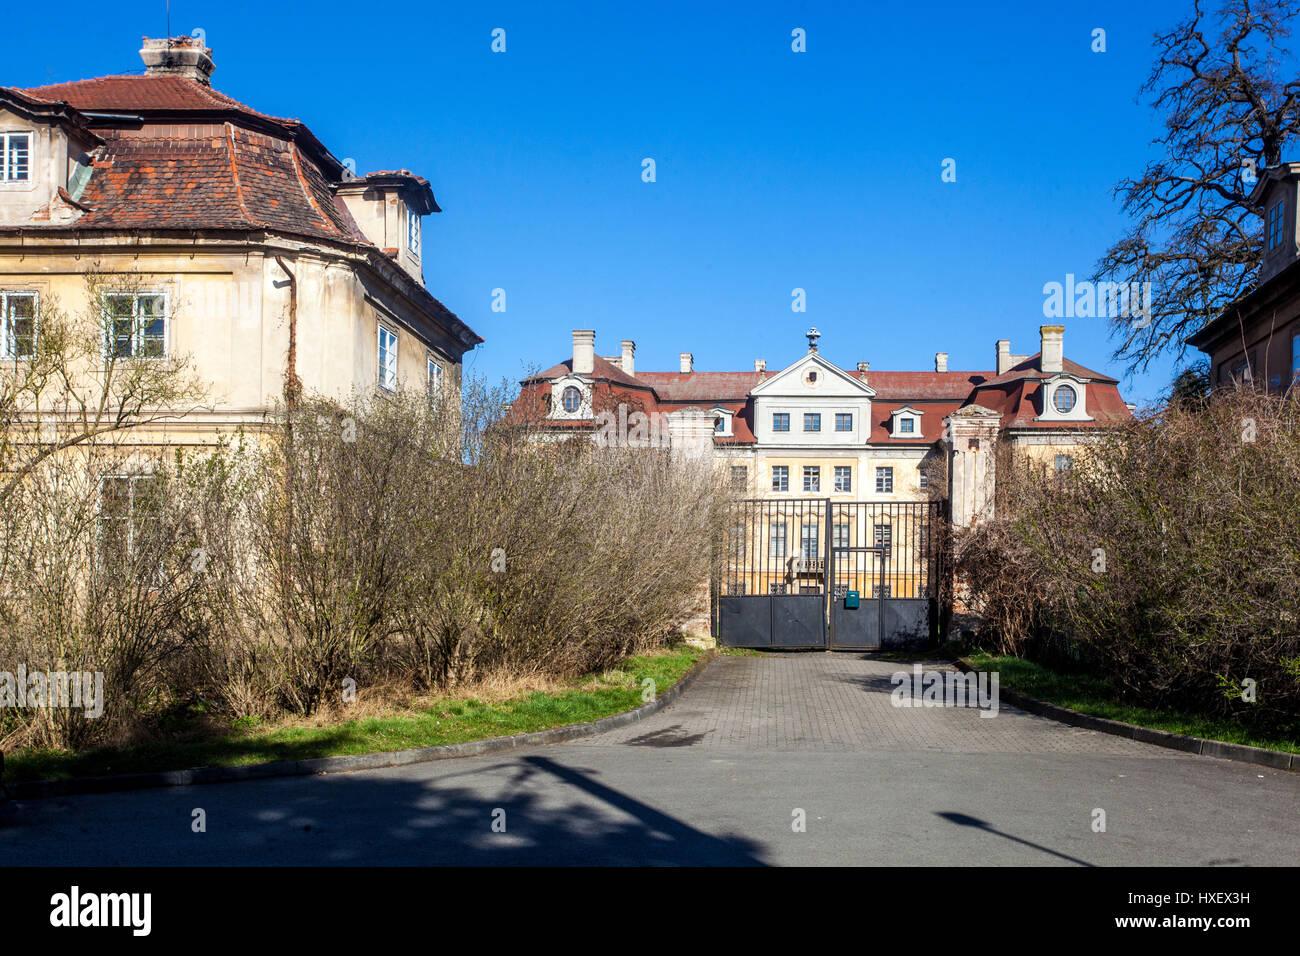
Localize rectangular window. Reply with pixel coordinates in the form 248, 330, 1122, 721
772, 412, 790, 432
875, 466, 893, 493
874, 524, 892, 549
833, 466, 851, 492
832, 523, 850, 549
103, 292, 167, 359
771, 465, 789, 492
378, 325, 398, 390
769, 523, 787, 559
918, 470, 929, 489
803, 412, 821, 432
0, 132, 31, 182
803, 465, 820, 492
1, 291, 37, 358
98, 474, 160, 570
897, 417, 916, 434
408, 206, 421, 255
1269, 201, 1285, 251
835, 413, 853, 432
427, 356, 443, 406
1054, 454, 1073, 472
800, 524, 819, 561
730, 466, 747, 489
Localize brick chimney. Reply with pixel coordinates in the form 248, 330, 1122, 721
620, 340, 635, 375
1040, 325, 1064, 373
572, 330, 595, 375
679, 352, 693, 374
140, 36, 215, 85
935, 352, 948, 373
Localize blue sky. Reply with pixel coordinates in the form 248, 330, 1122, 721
5, 0, 1225, 404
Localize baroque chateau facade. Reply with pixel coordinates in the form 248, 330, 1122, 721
517, 325, 1135, 527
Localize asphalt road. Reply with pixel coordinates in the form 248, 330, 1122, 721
2, 654, 1296, 865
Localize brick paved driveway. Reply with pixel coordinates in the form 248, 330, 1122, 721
570, 652, 1176, 756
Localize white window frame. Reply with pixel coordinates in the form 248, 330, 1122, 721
875, 466, 894, 494
802, 465, 820, 492
377, 324, 398, 391
1, 290, 38, 359
833, 465, 852, 493
1038, 374, 1093, 422
103, 291, 169, 360
889, 406, 923, 437
0, 131, 32, 183
427, 355, 444, 406
408, 205, 422, 257
771, 465, 789, 492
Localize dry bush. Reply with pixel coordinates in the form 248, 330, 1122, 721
957, 389, 1300, 730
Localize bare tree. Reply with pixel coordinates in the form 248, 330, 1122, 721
1095, 0, 1300, 371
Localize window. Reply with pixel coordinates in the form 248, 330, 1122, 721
427, 357, 443, 407
1230, 355, 1254, 386
874, 524, 892, 550
1292, 334, 1300, 386
803, 465, 820, 492
772, 465, 789, 492
803, 412, 821, 432
875, 466, 893, 493
104, 293, 167, 359
834, 465, 851, 492
0, 132, 30, 182
918, 469, 929, 490
730, 525, 747, 561
769, 523, 787, 558
835, 413, 853, 432
730, 466, 747, 489
377, 325, 397, 390
98, 474, 160, 570
832, 523, 850, 549
1052, 384, 1077, 414
408, 206, 421, 255
897, 416, 916, 434
1054, 454, 1073, 472
773, 412, 790, 432
715, 416, 725, 433
1268, 201, 1285, 251
800, 524, 819, 561
561, 385, 582, 413
1, 291, 37, 358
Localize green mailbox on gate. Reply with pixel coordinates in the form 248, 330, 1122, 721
844, 590, 860, 609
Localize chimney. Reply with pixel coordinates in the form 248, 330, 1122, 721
572, 330, 595, 375
996, 340, 1013, 375
755, 359, 766, 373
140, 36, 215, 85
621, 340, 635, 376
680, 352, 693, 374
856, 361, 869, 380
1040, 325, 1064, 374
935, 352, 948, 373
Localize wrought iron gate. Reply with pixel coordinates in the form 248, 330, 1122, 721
715, 498, 945, 650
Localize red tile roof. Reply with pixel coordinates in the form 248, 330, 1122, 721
20, 74, 295, 126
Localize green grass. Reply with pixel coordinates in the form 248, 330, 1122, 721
3, 645, 706, 784
964, 651, 1300, 755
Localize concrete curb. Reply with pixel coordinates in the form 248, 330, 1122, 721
954, 656, 1296, 772
3, 651, 717, 801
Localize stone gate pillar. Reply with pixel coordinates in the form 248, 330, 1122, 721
943, 405, 1002, 529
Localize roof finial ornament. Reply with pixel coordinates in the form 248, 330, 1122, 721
806, 327, 820, 352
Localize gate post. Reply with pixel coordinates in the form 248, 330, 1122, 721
822, 496, 833, 649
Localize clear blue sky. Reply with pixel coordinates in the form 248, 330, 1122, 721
6, 0, 1224, 404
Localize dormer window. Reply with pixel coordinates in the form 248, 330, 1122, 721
889, 406, 923, 437
561, 385, 582, 413
712, 407, 734, 437
1052, 383, 1077, 413
1268, 201, 1285, 251
407, 205, 421, 257
0, 132, 31, 182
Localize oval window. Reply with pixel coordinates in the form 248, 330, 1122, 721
1053, 384, 1077, 414
562, 386, 582, 413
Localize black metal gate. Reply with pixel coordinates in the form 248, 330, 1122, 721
716, 498, 944, 650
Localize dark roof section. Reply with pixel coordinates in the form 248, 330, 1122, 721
1186, 256, 1300, 349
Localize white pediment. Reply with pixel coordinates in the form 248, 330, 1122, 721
749, 352, 876, 399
